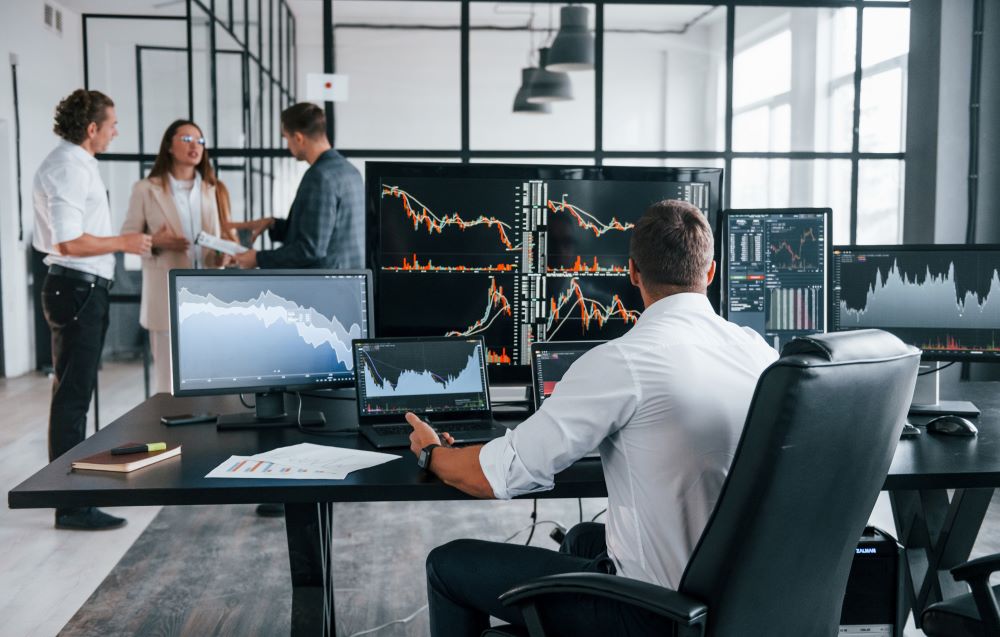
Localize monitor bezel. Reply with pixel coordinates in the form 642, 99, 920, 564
168, 268, 375, 397
719, 207, 832, 336
828, 243, 1000, 362
365, 160, 724, 382
351, 335, 492, 423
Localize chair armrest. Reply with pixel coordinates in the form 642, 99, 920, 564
951, 554, 1000, 583
499, 572, 707, 627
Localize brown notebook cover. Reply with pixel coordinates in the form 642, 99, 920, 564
71, 443, 182, 473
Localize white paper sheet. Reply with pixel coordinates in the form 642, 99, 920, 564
195, 231, 248, 255
205, 455, 346, 480
249, 443, 400, 476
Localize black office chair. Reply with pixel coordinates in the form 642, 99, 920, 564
483, 329, 921, 637
921, 556, 1000, 636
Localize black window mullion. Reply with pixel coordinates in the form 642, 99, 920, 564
595, 2, 604, 166
724, 2, 735, 210
461, 1, 470, 163
849, 3, 864, 244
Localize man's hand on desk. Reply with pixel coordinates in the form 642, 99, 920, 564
406, 412, 454, 456
405, 412, 494, 499
233, 248, 258, 269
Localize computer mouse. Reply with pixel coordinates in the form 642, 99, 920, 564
926, 415, 978, 437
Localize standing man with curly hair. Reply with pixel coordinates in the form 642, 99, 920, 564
33, 89, 152, 530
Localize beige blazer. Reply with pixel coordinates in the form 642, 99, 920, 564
122, 176, 222, 331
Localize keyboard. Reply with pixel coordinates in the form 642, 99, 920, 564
372, 421, 494, 436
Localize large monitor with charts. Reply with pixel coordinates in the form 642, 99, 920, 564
169, 269, 373, 428
722, 208, 830, 349
830, 245, 1000, 360
366, 161, 723, 382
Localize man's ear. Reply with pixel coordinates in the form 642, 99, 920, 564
706, 260, 717, 286
86, 121, 98, 140
628, 258, 641, 288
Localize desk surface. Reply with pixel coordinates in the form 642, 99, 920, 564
8, 393, 605, 509
9, 382, 1000, 509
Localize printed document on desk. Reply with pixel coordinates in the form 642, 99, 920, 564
206, 456, 344, 479
250, 443, 399, 477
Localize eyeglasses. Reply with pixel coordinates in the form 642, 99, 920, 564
179, 135, 207, 145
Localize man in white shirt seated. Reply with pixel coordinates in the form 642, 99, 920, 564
406, 199, 779, 636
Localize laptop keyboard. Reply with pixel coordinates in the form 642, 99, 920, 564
373, 421, 495, 436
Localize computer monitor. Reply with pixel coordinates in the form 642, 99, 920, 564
169, 269, 373, 429
722, 208, 831, 350
366, 161, 723, 382
353, 336, 490, 420
530, 340, 605, 410
830, 245, 1000, 415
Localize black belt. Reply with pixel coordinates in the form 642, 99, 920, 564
48, 265, 113, 290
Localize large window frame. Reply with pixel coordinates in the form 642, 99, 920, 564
328, 0, 908, 244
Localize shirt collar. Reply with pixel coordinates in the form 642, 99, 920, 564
635, 292, 715, 326
60, 139, 97, 166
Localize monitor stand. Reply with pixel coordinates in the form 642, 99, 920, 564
217, 391, 326, 431
908, 363, 981, 417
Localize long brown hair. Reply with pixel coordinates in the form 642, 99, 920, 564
147, 119, 217, 188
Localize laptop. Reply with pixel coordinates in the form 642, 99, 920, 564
354, 336, 509, 449
531, 340, 605, 459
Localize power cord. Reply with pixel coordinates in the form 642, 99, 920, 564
524, 499, 538, 545
591, 508, 607, 522
342, 503, 570, 637
919, 362, 956, 376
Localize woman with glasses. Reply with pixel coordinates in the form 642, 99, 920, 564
122, 119, 241, 393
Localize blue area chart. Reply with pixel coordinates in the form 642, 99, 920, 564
176, 288, 360, 383
362, 345, 484, 398
839, 262, 1000, 329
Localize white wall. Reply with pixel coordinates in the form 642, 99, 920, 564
0, 1, 84, 376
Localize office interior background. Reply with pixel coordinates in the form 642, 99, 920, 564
0, 0, 998, 635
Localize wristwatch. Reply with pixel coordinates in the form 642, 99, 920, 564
417, 443, 441, 471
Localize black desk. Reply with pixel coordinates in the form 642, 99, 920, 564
8, 393, 604, 636
885, 381, 1000, 627
10, 384, 1000, 634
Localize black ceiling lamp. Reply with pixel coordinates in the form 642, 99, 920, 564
526, 47, 573, 103
513, 67, 552, 114
545, 4, 595, 71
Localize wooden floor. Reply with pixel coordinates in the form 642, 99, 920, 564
5, 362, 1000, 636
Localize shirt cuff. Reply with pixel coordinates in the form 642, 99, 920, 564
478, 434, 515, 500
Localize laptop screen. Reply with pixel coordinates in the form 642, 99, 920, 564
354, 337, 491, 418
531, 341, 605, 409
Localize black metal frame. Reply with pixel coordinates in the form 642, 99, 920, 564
325, 0, 908, 242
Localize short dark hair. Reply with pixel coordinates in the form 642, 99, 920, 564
629, 199, 714, 289
53, 89, 114, 144
280, 102, 327, 139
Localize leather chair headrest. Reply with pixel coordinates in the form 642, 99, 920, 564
780, 329, 919, 364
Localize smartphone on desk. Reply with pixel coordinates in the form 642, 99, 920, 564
161, 413, 217, 426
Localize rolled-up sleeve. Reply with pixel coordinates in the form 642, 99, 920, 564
43, 163, 90, 244
479, 343, 640, 499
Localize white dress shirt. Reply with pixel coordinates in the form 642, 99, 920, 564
32, 140, 115, 280
168, 173, 203, 268
479, 292, 779, 589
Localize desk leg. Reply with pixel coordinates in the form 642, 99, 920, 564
890, 487, 993, 628
286, 502, 335, 636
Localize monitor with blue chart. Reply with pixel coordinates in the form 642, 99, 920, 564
830, 245, 1000, 416
169, 269, 373, 429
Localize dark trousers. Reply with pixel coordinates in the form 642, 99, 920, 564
42, 273, 109, 463
426, 522, 672, 637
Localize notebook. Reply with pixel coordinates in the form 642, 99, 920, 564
353, 336, 509, 449
71, 443, 182, 473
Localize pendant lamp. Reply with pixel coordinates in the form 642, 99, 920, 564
513, 68, 552, 113
546, 4, 594, 71
526, 47, 573, 103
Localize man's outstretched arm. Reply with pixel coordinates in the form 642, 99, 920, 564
406, 412, 495, 499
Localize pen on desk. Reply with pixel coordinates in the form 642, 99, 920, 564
110, 442, 167, 456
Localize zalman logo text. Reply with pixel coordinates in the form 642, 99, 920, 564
855, 547, 877, 554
